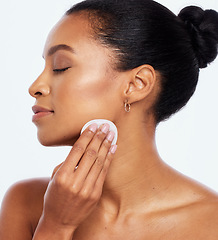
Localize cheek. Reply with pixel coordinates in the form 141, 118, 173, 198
56, 68, 115, 114
51, 69, 117, 140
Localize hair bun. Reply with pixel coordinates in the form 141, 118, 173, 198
178, 6, 218, 68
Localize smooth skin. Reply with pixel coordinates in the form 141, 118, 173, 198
1, 12, 218, 240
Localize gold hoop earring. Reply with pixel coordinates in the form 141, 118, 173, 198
124, 100, 131, 112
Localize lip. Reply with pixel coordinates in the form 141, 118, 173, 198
32, 105, 54, 122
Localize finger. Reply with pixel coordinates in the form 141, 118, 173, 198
83, 145, 117, 199
83, 134, 116, 188
60, 123, 98, 173
95, 145, 117, 188
72, 124, 111, 182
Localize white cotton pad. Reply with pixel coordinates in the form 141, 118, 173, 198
81, 119, 118, 145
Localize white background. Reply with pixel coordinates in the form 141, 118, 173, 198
0, 0, 218, 205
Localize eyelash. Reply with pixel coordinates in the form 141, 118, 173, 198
53, 67, 70, 74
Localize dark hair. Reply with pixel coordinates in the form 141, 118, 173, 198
66, 0, 218, 123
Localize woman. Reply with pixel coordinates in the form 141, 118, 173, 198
1, 0, 218, 239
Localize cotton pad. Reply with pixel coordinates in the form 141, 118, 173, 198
81, 119, 118, 145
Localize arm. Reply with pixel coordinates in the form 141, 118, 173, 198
32, 216, 75, 240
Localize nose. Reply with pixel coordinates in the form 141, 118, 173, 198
29, 73, 50, 98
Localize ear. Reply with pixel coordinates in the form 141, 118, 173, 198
123, 65, 157, 104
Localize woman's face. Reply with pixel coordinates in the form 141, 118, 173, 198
29, 13, 123, 146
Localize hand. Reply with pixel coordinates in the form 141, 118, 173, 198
40, 123, 117, 233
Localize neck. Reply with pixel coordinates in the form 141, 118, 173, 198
98, 114, 171, 216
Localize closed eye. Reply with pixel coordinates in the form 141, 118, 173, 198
53, 67, 71, 73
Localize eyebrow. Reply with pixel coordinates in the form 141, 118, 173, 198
43, 44, 75, 58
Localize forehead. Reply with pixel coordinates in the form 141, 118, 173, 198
43, 14, 96, 57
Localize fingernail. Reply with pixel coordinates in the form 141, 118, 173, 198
101, 123, 110, 134
88, 123, 98, 133
106, 131, 115, 142
110, 145, 117, 154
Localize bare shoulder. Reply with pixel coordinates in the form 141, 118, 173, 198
0, 178, 50, 240
1, 177, 50, 211
180, 193, 218, 239
171, 171, 218, 239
